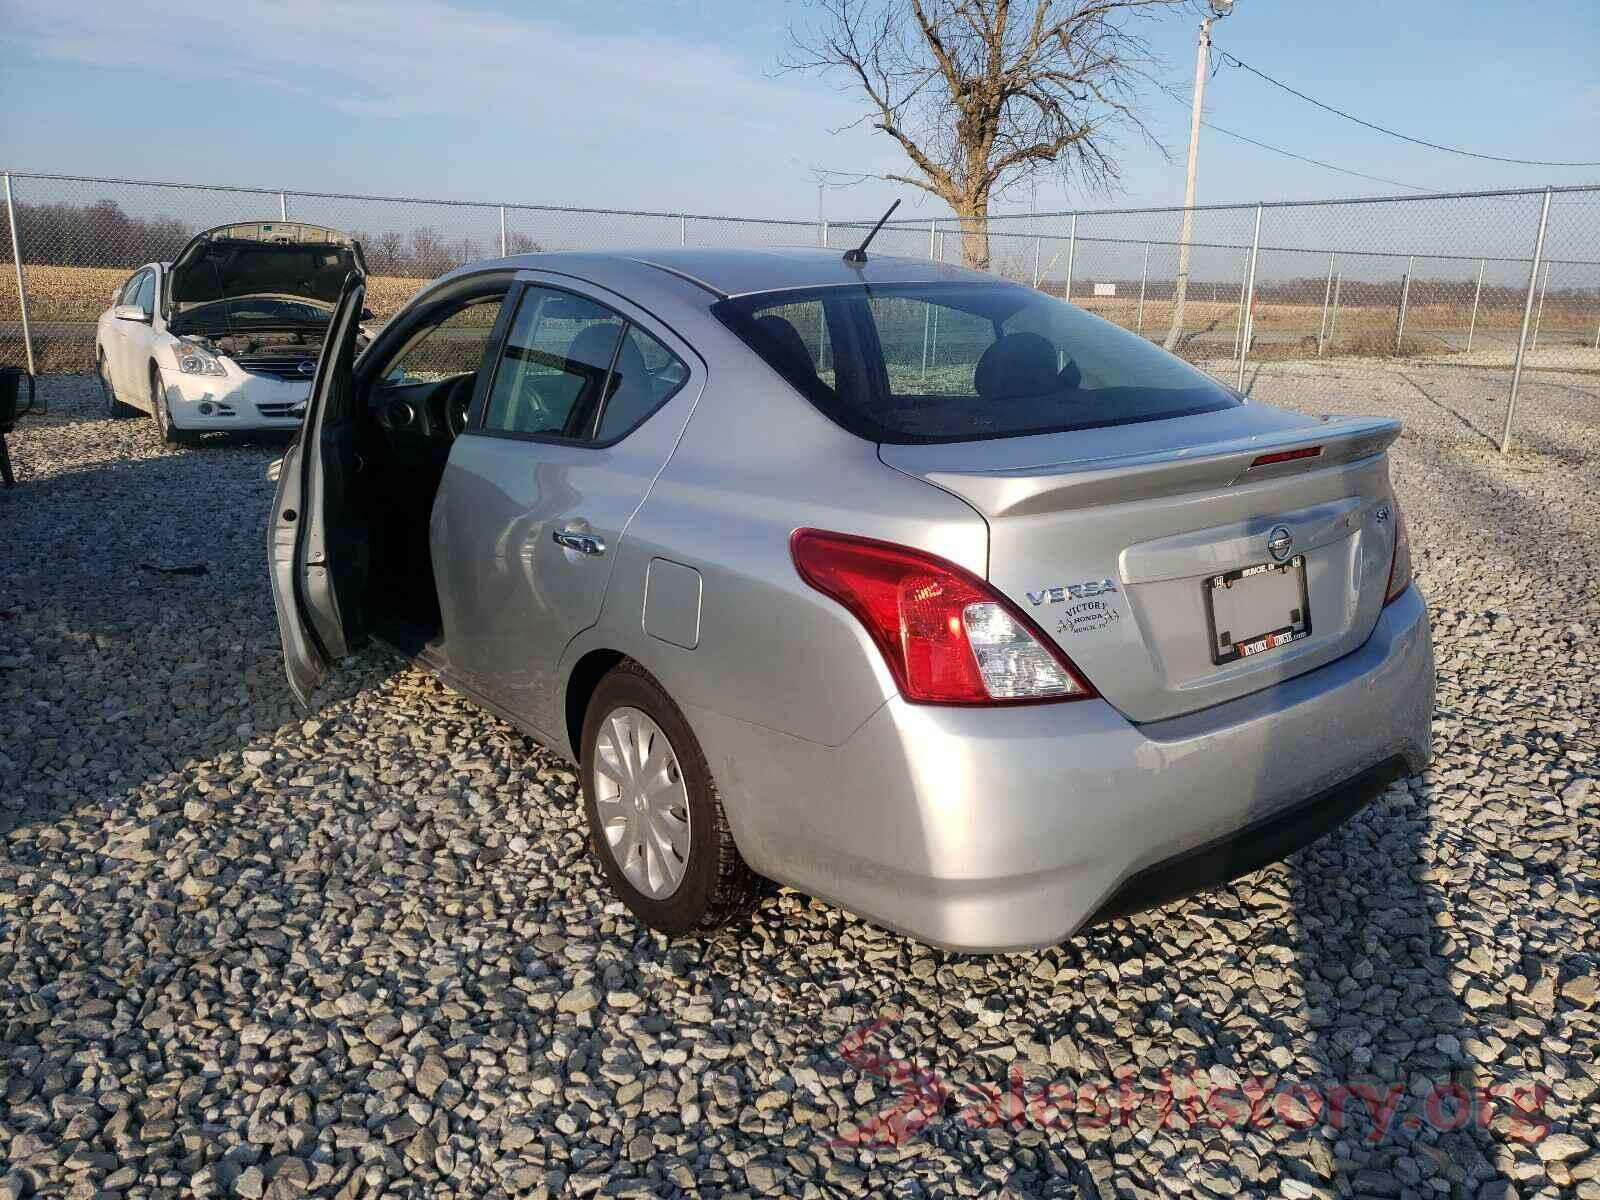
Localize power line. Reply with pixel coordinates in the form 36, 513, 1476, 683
1212, 44, 1600, 169
1164, 86, 1437, 192
1198, 116, 1436, 192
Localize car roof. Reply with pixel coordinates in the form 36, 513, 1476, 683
485, 246, 998, 299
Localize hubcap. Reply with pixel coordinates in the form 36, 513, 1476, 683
593, 707, 691, 899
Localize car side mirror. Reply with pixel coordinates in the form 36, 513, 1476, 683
112, 304, 150, 323
361, 307, 375, 321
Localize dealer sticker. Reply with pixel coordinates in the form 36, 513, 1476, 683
1056, 598, 1122, 635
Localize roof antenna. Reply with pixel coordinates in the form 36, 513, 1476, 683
842, 199, 900, 264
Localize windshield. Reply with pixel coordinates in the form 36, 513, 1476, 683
175, 296, 334, 326
713, 281, 1240, 444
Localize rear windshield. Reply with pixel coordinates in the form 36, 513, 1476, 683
713, 281, 1240, 444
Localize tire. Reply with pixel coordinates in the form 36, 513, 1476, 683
98, 351, 134, 418
580, 661, 766, 935
150, 366, 193, 445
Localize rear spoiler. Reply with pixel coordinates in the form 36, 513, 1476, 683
909, 417, 1401, 518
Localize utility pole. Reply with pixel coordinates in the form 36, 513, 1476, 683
1164, 0, 1235, 352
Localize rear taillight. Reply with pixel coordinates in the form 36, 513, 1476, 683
1384, 499, 1412, 605
789, 529, 1095, 705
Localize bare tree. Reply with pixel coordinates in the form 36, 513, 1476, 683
785, 0, 1184, 269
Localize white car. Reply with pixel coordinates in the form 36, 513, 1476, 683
94, 221, 366, 442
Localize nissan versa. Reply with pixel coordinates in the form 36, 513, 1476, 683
269, 243, 1434, 952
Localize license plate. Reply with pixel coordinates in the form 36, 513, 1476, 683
1204, 556, 1311, 664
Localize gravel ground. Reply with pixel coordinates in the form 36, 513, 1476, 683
1, 375, 1596, 1200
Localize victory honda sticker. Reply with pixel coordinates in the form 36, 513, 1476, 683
1056, 598, 1122, 635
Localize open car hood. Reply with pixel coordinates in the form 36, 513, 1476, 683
167, 221, 366, 325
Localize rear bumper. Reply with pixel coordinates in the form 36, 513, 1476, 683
1083, 754, 1406, 926
692, 584, 1433, 952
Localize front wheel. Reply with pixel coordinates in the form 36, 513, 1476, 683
580, 661, 767, 935
150, 366, 193, 445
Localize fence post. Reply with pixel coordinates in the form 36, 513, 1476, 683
680, 215, 688, 248
821, 220, 829, 249
1530, 260, 1549, 351
1394, 254, 1413, 355
1136, 242, 1150, 337
1235, 203, 1263, 392
1062, 213, 1077, 302
4, 172, 36, 377
498, 206, 507, 257
1466, 258, 1485, 353
1316, 252, 1334, 356
1231, 251, 1249, 360
1327, 272, 1342, 352
1501, 186, 1553, 454
278, 191, 288, 221
929, 220, 936, 260
1032, 237, 1041, 289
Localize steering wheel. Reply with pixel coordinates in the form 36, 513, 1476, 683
445, 374, 475, 438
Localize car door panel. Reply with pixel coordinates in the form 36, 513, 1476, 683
268, 273, 369, 703
107, 269, 152, 400
432, 277, 705, 734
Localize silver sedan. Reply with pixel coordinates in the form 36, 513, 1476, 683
270, 245, 1433, 952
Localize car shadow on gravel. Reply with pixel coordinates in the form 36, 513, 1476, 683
0, 445, 376, 842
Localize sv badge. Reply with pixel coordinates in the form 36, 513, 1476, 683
1027, 579, 1119, 606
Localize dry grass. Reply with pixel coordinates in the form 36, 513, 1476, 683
1071, 294, 1551, 337
1, 265, 432, 371
0, 264, 429, 324
3, 264, 1593, 374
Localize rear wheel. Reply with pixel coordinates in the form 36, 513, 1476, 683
98, 351, 134, 418
150, 366, 192, 445
580, 661, 766, 935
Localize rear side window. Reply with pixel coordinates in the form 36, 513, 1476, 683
482, 285, 688, 443
714, 282, 1240, 444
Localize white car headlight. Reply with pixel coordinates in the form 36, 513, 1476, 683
175, 342, 227, 377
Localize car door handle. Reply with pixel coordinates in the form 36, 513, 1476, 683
553, 529, 606, 556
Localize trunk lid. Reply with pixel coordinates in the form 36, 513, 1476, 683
168, 221, 365, 333
881, 407, 1403, 723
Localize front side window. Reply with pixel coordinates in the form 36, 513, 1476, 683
381, 296, 506, 388
482, 285, 688, 443
133, 272, 156, 318
120, 270, 154, 316
715, 282, 1240, 444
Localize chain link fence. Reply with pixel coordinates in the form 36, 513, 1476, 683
4, 172, 1596, 452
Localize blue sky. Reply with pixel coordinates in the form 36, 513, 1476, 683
1, 0, 1596, 222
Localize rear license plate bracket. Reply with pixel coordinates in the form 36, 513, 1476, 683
1204, 556, 1311, 665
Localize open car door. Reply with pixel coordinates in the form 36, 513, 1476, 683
268, 272, 369, 704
